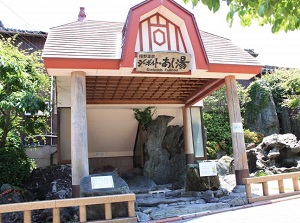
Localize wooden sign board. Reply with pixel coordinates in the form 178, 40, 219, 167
136, 51, 191, 73
91, 175, 114, 189
199, 161, 218, 177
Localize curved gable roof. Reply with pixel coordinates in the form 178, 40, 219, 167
121, 0, 208, 69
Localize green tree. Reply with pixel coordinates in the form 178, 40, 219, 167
260, 68, 300, 119
281, 69, 300, 114
183, 0, 300, 32
203, 85, 261, 158
0, 36, 50, 149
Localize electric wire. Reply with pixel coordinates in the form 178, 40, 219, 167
0, 0, 47, 40
0, 0, 47, 51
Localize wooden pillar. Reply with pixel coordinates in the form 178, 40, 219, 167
71, 71, 89, 197
225, 75, 249, 185
182, 107, 195, 164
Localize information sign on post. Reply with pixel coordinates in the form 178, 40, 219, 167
91, 175, 114, 189
199, 161, 218, 177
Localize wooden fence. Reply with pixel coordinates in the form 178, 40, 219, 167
0, 193, 136, 223
243, 171, 300, 203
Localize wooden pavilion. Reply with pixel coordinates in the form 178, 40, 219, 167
42, 0, 261, 197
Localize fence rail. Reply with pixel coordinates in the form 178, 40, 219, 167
243, 171, 300, 203
0, 193, 136, 223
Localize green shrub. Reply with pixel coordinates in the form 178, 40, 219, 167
203, 113, 232, 159
244, 129, 264, 145
133, 106, 156, 130
203, 85, 249, 159
254, 170, 268, 177
0, 146, 36, 187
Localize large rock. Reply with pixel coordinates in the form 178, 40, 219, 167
143, 115, 186, 185
24, 164, 72, 200
247, 133, 300, 174
8, 165, 76, 223
216, 156, 234, 176
280, 107, 300, 139
0, 184, 31, 204
80, 171, 132, 221
185, 164, 220, 191
125, 176, 157, 194
245, 81, 280, 136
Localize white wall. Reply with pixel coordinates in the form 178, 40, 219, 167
59, 105, 183, 161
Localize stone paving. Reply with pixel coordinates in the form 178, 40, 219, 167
139, 176, 300, 222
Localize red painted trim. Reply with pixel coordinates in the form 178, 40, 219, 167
208, 64, 262, 74
178, 28, 187, 53
148, 19, 153, 50
139, 22, 143, 51
175, 27, 179, 51
43, 58, 121, 69
153, 28, 166, 46
161, 0, 208, 69
149, 23, 168, 27
121, 0, 209, 69
166, 21, 171, 50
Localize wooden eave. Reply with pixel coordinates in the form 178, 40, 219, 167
85, 76, 224, 106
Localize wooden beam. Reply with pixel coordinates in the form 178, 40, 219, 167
185, 79, 225, 107
87, 99, 185, 104
225, 75, 249, 185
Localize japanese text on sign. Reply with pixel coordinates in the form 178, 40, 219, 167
136, 51, 191, 73
199, 161, 218, 177
91, 176, 114, 189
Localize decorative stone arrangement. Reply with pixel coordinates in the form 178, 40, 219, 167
143, 115, 186, 187
1, 133, 300, 222
247, 133, 300, 174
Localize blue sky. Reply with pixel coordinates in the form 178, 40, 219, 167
1, 0, 299, 68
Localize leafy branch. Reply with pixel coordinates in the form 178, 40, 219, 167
133, 106, 156, 130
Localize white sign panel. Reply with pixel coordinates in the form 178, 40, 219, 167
199, 162, 218, 177
232, 122, 244, 133
91, 176, 114, 189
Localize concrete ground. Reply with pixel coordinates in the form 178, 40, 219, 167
175, 196, 300, 223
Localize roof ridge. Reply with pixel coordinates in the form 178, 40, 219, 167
200, 30, 231, 41
50, 20, 125, 30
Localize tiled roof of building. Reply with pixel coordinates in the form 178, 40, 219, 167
0, 27, 47, 36
200, 31, 260, 66
43, 20, 260, 67
43, 20, 124, 59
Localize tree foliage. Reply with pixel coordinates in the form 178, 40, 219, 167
0, 146, 36, 187
133, 106, 156, 130
260, 68, 300, 119
203, 85, 261, 159
0, 36, 50, 149
183, 0, 300, 33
